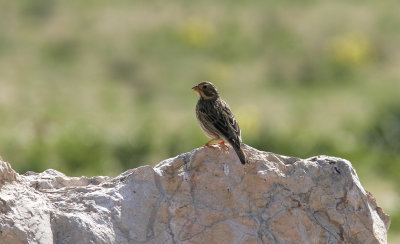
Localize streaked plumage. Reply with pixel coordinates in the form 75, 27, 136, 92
192, 81, 247, 164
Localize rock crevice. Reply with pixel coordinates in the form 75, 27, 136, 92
0, 145, 390, 243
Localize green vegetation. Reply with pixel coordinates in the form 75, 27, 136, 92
0, 0, 399, 240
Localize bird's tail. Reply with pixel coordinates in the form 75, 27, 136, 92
233, 145, 247, 164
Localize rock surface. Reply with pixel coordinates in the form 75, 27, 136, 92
0, 145, 390, 244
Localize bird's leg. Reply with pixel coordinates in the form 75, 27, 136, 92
215, 141, 229, 150
203, 139, 217, 147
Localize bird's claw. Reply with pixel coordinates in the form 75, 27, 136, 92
215, 141, 229, 151
202, 140, 228, 151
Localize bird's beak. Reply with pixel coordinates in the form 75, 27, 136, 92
192, 85, 199, 92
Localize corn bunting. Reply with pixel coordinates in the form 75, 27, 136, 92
192, 81, 247, 164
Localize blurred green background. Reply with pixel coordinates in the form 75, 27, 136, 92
0, 0, 399, 241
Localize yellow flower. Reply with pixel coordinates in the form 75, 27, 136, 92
178, 18, 215, 47
327, 32, 371, 66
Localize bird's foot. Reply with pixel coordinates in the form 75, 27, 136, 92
215, 141, 229, 151
203, 139, 218, 148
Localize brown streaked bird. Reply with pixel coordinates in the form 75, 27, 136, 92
192, 81, 247, 164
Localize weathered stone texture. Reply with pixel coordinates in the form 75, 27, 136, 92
0, 145, 390, 243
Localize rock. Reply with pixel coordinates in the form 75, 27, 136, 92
0, 145, 390, 244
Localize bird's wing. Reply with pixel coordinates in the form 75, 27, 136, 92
220, 99, 241, 141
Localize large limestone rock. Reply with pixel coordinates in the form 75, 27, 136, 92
0, 145, 390, 243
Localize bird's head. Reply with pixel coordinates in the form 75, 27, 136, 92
192, 81, 219, 99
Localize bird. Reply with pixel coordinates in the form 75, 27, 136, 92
192, 81, 247, 164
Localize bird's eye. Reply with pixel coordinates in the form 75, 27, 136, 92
202, 85, 207, 89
